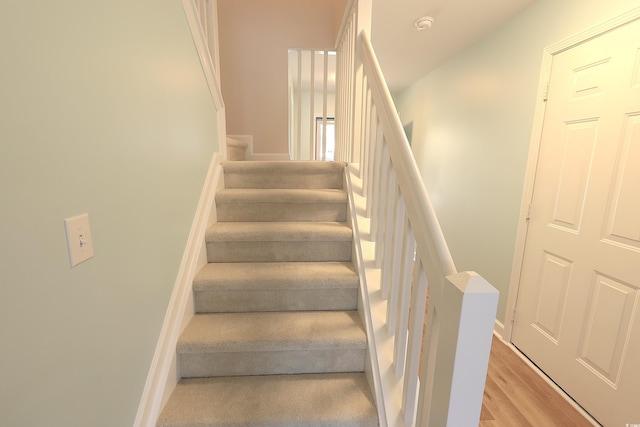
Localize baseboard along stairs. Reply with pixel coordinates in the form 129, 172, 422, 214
157, 161, 379, 427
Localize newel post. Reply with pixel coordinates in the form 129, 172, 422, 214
416, 271, 498, 426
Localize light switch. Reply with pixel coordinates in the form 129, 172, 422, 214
64, 213, 94, 267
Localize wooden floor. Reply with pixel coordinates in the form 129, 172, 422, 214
480, 336, 595, 427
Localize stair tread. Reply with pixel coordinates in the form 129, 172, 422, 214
206, 221, 352, 241
216, 188, 347, 203
161, 161, 378, 425
177, 311, 366, 353
193, 262, 358, 291
157, 372, 379, 427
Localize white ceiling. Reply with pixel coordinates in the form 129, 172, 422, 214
370, 0, 537, 93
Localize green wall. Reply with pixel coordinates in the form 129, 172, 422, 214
392, 0, 639, 325
0, 1, 218, 425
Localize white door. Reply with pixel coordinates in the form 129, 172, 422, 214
512, 15, 640, 427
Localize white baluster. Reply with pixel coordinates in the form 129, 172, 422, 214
380, 167, 397, 300
386, 188, 405, 333
374, 144, 390, 269
366, 118, 381, 219
393, 216, 415, 377
402, 257, 428, 426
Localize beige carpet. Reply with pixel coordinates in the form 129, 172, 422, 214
157, 161, 379, 427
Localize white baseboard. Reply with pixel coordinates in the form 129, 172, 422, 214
133, 152, 224, 427
493, 319, 505, 341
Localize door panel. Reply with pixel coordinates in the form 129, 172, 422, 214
533, 251, 572, 343
512, 16, 640, 427
605, 113, 640, 246
578, 273, 637, 386
552, 119, 598, 231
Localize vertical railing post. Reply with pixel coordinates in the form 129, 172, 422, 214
296, 50, 303, 160
321, 50, 329, 160
288, 49, 336, 160
335, 0, 371, 163
402, 258, 429, 424
349, 0, 372, 163
308, 51, 315, 160
416, 272, 498, 427
366, 118, 381, 219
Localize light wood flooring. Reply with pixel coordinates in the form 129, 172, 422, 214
481, 336, 595, 427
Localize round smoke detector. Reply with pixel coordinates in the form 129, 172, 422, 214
414, 16, 435, 31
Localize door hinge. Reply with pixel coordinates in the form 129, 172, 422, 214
525, 203, 532, 221
511, 306, 517, 325
543, 81, 550, 102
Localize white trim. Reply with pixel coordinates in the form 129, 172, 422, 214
182, 0, 224, 113
226, 135, 253, 160
502, 49, 549, 340
493, 319, 505, 341
133, 153, 224, 427
496, 335, 600, 427
182, 0, 227, 160
334, 0, 355, 50
209, 0, 221, 81
228, 134, 291, 161
504, 6, 640, 341
547, 6, 640, 55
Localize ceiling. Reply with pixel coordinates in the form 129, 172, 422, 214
370, 0, 537, 93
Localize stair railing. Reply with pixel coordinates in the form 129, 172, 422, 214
193, 0, 220, 77
335, 1, 499, 426
287, 48, 336, 160
187, 0, 227, 160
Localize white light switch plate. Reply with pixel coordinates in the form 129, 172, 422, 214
64, 213, 94, 267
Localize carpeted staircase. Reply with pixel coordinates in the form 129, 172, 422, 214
157, 161, 379, 427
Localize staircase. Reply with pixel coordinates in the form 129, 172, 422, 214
157, 161, 379, 427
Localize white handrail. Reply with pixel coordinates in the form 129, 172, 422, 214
334, 0, 355, 51
335, 2, 499, 426
182, 0, 226, 160
359, 30, 456, 282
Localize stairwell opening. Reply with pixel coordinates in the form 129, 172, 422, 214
288, 49, 336, 160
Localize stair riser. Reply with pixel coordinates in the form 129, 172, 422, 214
206, 241, 352, 263
224, 172, 343, 189
216, 202, 347, 222
194, 288, 358, 312
179, 349, 366, 378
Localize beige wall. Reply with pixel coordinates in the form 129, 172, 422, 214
393, 0, 639, 324
0, 2, 218, 425
218, 0, 346, 154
